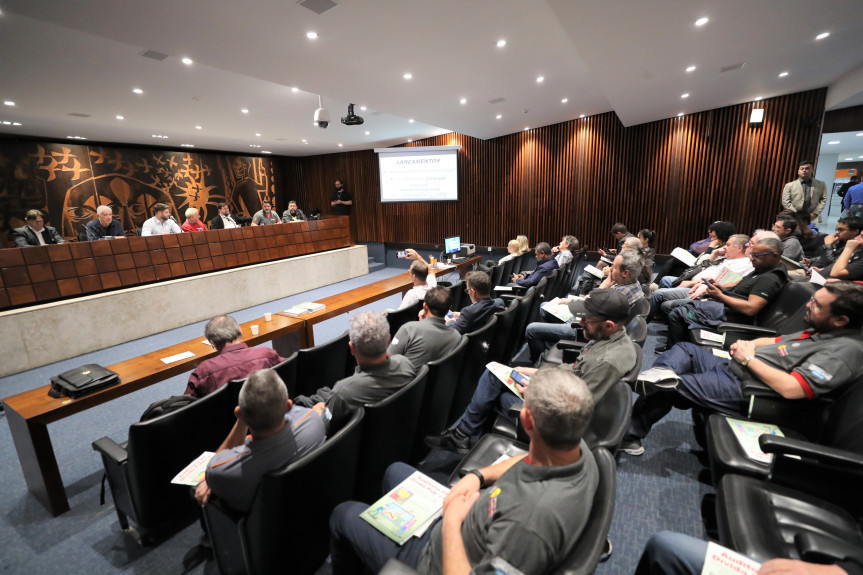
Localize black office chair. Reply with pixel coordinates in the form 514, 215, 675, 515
503, 286, 536, 357
271, 351, 298, 397
449, 316, 498, 423
355, 365, 429, 501
488, 262, 505, 287
442, 280, 466, 312
92, 379, 242, 543
386, 301, 423, 337
498, 257, 517, 286
488, 300, 520, 364
295, 330, 351, 397
203, 408, 364, 575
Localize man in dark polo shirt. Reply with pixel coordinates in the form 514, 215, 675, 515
622, 281, 863, 456
184, 315, 283, 398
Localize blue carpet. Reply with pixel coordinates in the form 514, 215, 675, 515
0, 273, 711, 574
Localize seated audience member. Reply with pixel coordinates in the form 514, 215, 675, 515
658, 221, 737, 287
650, 234, 752, 319
401, 248, 439, 287
662, 238, 788, 349
451, 271, 505, 334
771, 215, 803, 261
185, 315, 283, 398
516, 235, 530, 254
598, 222, 635, 261
526, 253, 642, 360
181, 208, 208, 232
294, 311, 416, 430
638, 229, 657, 282
635, 531, 862, 575
397, 261, 431, 310
477, 239, 521, 273
551, 235, 578, 267
821, 230, 863, 280
577, 235, 646, 295
331, 368, 598, 575
428, 289, 636, 452
781, 209, 824, 264
141, 203, 181, 236
816, 216, 863, 272
622, 281, 863, 456
209, 202, 247, 229
281, 200, 307, 222
86, 205, 125, 240
388, 287, 464, 368
251, 200, 280, 226
194, 369, 326, 513
12, 209, 65, 247
511, 242, 558, 287
842, 175, 863, 215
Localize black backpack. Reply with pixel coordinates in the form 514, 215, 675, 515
139, 395, 198, 422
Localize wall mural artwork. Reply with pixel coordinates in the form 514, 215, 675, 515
0, 141, 279, 247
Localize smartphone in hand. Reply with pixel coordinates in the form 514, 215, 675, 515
510, 370, 530, 386
397, 250, 407, 258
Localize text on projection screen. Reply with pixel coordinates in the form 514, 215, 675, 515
376, 147, 459, 202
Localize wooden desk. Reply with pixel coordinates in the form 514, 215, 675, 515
2, 314, 304, 517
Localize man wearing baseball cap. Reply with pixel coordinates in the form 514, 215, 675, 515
425, 289, 638, 453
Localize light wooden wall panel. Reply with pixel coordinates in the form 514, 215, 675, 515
280, 88, 826, 253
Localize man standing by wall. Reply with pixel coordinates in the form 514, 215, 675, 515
331, 180, 352, 216
781, 160, 827, 222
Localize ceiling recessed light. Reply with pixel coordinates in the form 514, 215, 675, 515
12, 122, 21, 126
403, 73, 412, 80
132, 88, 143, 95
292, 87, 299, 93
816, 32, 830, 40
524, 127, 530, 131
459, 98, 467, 104
195, 125, 202, 130
180, 144, 195, 147
695, 17, 709, 26
561, 98, 568, 103
338, 143, 343, 147
778, 71, 789, 77
181, 57, 193, 65
66, 135, 87, 140
306, 31, 318, 39
846, 158, 854, 161
241, 108, 249, 114
681, 93, 689, 98
408, 118, 414, 123
536, 76, 544, 83
677, 112, 684, 117
255, 133, 261, 137
262, 151, 272, 154
300, 139, 307, 143
3, 101, 15, 106
856, 133, 863, 137
496, 39, 506, 48
365, 131, 370, 135
2, 121, 10, 125
496, 114, 502, 119
754, 96, 763, 101
828, 141, 840, 145
250, 144, 262, 148
686, 65, 696, 72
579, 114, 585, 118
115, 115, 125, 120
151, 134, 169, 139
407, 139, 412, 143
360, 106, 367, 111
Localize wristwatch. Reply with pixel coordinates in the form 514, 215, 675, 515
741, 355, 756, 367
466, 469, 485, 488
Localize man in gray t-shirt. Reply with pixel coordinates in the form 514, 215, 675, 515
195, 369, 326, 513
388, 286, 464, 368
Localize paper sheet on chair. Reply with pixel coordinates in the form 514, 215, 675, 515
171, 451, 215, 485
701, 541, 761, 575
725, 418, 784, 464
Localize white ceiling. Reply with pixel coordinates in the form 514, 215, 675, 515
2, 0, 863, 157
822, 131, 863, 162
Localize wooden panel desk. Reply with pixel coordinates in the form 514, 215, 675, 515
2, 314, 304, 517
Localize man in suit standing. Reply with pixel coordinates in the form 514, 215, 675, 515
12, 210, 65, 247
781, 160, 827, 222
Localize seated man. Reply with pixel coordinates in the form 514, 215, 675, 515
281, 200, 307, 222
656, 221, 737, 289
251, 200, 281, 225
821, 229, 863, 280
649, 234, 752, 319
622, 281, 863, 456
551, 235, 578, 267
193, 369, 326, 513
450, 271, 505, 334
526, 253, 643, 362
181, 208, 208, 232
397, 261, 431, 310
294, 311, 416, 430
209, 202, 250, 229
427, 289, 637, 453
815, 217, 863, 278
388, 287, 464, 368
330, 368, 598, 575
771, 215, 804, 261
511, 242, 558, 287
400, 248, 439, 287
141, 202, 181, 235
12, 209, 65, 246
185, 315, 283, 398
636, 531, 862, 575
597, 222, 636, 262
86, 205, 125, 240
663, 238, 788, 349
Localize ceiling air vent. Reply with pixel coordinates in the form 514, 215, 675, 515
719, 62, 745, 73
488, 97, 506, 104
298, 0, 338, 15
140, 49, 170, 61
67, 112, 91, 118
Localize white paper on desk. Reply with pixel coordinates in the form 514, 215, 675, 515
493, 286, 513, 291
161, 350, 195, 364
201, 340, 213, 347
171, 451, 215, 486
701, 541, 760, 575
810, 268, 826, 286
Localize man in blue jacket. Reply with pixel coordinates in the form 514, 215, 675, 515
511, 242, 558, 287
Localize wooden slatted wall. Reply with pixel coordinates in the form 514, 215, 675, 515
279, 88, 826, 253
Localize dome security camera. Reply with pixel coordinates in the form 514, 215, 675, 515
314, 95, 330, 129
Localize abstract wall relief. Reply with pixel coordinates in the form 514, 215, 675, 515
0, 141, 280, 246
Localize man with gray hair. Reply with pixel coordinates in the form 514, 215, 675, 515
194, 369, 326, 513
85, 205, 125, 240
294, 311, 416, 430
551, 235, 579, 267
397, 260, 431, 310
184, 315, 283, 398
330, 368, 599, 574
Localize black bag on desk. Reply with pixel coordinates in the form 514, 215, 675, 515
48, 364, 120, 399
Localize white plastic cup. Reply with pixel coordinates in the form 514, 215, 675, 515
250, 325, 260, 336
264, 313, 272, 322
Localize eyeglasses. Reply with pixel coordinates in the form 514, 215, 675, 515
750, 251, 777, 259
808, 295, 825, 311
580, 316, 604, 325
